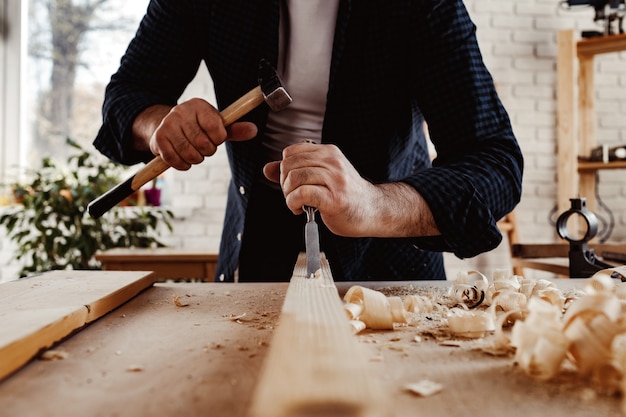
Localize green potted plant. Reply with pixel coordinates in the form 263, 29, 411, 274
0, 138, 174, 278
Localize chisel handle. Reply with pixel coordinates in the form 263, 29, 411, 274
88, 86, 264, 218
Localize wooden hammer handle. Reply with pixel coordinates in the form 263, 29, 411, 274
88, 85, 264, 218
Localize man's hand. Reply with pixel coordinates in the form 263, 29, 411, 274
263, 142, 441, 238
132, 98, 258, 170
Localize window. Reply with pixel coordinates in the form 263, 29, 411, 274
1, 0, 149, 200
0, 0, 23, 203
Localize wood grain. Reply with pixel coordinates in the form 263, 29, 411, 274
0, 270, 156, 381
248, 253, 388, 417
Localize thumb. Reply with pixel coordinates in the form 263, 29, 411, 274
263, 161, 281, 184
226, 122, 258, 142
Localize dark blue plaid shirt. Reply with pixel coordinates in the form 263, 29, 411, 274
94, 0, 524, 282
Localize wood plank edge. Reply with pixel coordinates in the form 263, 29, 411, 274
0, 307, 88, 382
85, 272, 157, 322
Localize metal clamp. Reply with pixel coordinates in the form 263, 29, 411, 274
556, 198, 617, 278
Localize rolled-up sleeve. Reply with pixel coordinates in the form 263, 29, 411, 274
93, 0, 204, 166
402, 0, 524, 258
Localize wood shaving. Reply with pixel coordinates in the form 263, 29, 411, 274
447, 308, 495, 339
343, 285, 407, 330
404, 380, 443, 397
345, 266, 626, 408
349, 320, 367, 334
40, 350, 69, 361
510, 298, 569, 380
228, 313, 247, 323
173, 294, 190, 307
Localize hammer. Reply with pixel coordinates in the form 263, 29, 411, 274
88, 59, 292, 218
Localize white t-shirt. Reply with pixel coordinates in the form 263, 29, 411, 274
263, 0, 340, 161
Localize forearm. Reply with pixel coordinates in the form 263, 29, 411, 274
131, 104, 172, 153
365, 182, 440, 238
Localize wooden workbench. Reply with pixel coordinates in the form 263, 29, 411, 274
0, 280, 621, 417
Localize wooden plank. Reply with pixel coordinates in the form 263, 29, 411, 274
248, 254, 387, 417
0, 270, 155, 382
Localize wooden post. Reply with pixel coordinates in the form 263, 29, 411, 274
577, 54, 597, 212
557, 29, 578, 215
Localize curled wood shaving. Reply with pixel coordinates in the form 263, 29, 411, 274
173, 294, 190, 307
482, 310, 519, 356
349, 320, 367, 334
449, 271, 488, 308
344, 302, 364, 320
403, 294, 435, 313
448, 284, 484, 309
446, 308, 494, 339
343, 286, 407, 330
508, 267, 626, 403
490, 291, 527, 313
228, 313, 247, 323
404, 380, 443, 397
510, 298, 569, 380
40, 349, 69, 361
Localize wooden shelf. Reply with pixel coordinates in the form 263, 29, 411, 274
576, 33, 626, 56
557, 30, 626, 214
578, 160, 626, 171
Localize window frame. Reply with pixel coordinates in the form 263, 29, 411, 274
0, 0, 24, 192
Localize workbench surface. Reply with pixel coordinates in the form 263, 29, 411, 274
0, 280, 621, 417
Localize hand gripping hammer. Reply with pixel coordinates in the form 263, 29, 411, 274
88, 59, 292, 218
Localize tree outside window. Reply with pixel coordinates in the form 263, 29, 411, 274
24, 0, 149, 169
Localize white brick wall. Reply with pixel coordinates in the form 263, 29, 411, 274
0, 225, 22, 283
2, 1, 625, 282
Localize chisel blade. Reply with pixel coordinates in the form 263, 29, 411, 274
304, 206, 321, 278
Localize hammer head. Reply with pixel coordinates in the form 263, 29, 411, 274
258, 59, 292, 112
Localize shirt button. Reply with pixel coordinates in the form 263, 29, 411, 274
239, 186, 246, 195
219, 274, 225, 282
236, 232, 242, 241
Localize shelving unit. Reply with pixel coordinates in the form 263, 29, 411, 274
556, 29, 626, 214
